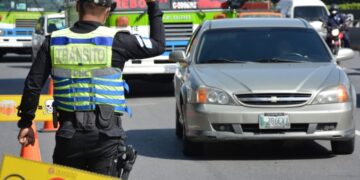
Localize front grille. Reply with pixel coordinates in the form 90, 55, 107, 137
242, 124, 309, 134
164, 23, 193, 52
16, 31, 32, 36
236, 93, 312, 106
16, 19, 37, 28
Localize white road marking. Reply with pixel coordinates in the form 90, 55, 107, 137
356, 130, 360, 136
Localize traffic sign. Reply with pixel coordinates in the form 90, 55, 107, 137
0, 155, 118, 180
0, 95, 53, 122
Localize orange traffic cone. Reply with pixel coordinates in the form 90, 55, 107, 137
20, 123, 42, 162
39, 79, 58, 132
39, 121, 59, 132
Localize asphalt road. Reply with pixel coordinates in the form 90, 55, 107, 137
0, 53, 360, 180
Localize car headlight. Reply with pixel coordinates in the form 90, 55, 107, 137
196, 87, 234, 105
312, 85, 349, 104
0, 29, 4, 36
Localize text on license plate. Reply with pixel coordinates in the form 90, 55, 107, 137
259, 113, 290, 129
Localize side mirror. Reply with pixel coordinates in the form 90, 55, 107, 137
169, 51, 187, 63
336, 48, 354, 62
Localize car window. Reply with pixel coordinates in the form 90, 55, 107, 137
47, 17, 65, 34
294, 6, 328, 21
186, 25, 202, 56
196, 28, 332, 64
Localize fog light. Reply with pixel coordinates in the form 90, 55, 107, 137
317, 123, 337, 131
212, 124, 234, 132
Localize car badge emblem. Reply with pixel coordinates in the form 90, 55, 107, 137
270, 96, 278, 103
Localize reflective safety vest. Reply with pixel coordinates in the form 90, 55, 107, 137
50, 26, 131, 115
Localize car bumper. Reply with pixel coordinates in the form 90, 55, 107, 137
0, 37, 32, 48
123, 55, 177, 75
184, 103, 355, 142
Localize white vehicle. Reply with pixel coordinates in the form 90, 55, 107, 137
276, 0, 329, 38
64, 0, 245, 80
32, 13, 65, 62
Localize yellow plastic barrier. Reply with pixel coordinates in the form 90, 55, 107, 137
0, 95, 53, 122
0, 155, 118, 180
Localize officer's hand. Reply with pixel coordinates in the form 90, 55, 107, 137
18, 127, 35, 147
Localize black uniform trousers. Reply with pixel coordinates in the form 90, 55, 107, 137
53, 106, 126, 176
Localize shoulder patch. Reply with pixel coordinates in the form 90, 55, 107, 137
142, 37, 153, 49
134, 35, 153, 49
135, 35, 144, 47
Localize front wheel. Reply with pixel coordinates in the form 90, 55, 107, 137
0, 51, 5, 59
331, 137, 355, 155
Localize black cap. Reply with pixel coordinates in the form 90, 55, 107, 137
79, 0, 113, 7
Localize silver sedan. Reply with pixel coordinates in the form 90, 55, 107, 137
171, 18, 356, 156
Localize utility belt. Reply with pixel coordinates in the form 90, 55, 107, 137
53, 103, 125, 138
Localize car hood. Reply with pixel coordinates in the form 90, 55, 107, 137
193, 63, 339, 93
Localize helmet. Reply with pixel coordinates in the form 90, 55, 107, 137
329, 4, 339, 16
79, 0, 113, 7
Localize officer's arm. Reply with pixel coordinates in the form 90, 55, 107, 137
113, 0, 165, 60
17, 37, 51, 128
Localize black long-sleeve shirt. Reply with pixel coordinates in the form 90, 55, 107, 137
17, 2, 165, 128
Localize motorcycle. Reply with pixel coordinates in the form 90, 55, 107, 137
324, 15, 352, 55
330, 26, 344, 55
326, 24, 346, 55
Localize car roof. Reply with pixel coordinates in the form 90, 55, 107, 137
205, 18, 311, 30
46, 13, 65, 19
238, 11, 282, 18
280, 0, 326, 6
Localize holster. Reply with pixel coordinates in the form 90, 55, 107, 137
116, 145, 137, 180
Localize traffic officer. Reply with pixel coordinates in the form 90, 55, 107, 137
17, 0, 164, 178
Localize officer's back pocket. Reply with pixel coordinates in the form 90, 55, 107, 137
96, 104, 125, 138
56, 120, 76, 139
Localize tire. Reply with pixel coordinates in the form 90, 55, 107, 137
0, 51, 5, 59
175, 105, 183, 139
331, 137, 355, 155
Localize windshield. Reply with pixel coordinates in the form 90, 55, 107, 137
0, 0, 63, 12
197, 28, 332, 64
294, 6, 328, 22
114, 0, 227, 11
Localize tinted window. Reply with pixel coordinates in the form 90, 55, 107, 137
294, 6, 328, 21
197, 28, 332, 63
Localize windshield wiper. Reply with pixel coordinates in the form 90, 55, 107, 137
253, 58, 307, 63
201, 58, 248, 64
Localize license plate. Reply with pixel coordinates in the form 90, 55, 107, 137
259, 113, 290, 129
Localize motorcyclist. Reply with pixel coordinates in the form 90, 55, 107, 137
326, 4, 351, 48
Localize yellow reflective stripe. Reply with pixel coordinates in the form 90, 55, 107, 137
54, 92, 93, 98
54, 93, 124, 100
95, 94, 125, 100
